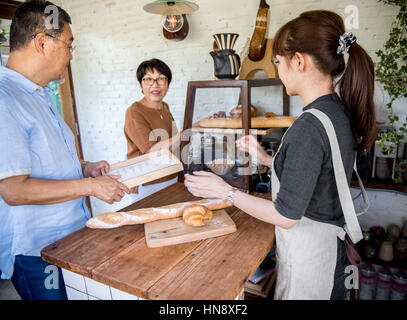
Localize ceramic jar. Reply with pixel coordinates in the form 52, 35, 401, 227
371, 226, 386, 246
387, 224, 401, 243
375, 268, 393, 300
364, 242, 377, 259
395, 238, 407, 262
210, 33, 241, 80
378, 241, 394, 262
402, 220, 407, 238
375, 157, 393, 180
358, 264, 377, 300
390, 271, 407, 300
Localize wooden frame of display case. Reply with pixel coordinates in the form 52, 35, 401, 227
179, 79, 289, 191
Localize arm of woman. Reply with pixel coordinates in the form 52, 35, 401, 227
184, 171, 299, 229
236, 135, 274, 168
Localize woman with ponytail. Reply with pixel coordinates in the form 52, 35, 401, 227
184, 10, 376, 300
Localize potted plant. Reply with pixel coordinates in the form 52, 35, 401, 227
375, 0, 407, 184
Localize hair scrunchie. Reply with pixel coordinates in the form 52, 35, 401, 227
337, 32, 357, 55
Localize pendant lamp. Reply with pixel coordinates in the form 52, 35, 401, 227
143, 1, 199, 40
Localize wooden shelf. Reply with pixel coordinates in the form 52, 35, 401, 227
191, 127, 279, 136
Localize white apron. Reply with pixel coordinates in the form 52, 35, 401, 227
273, 108, 369, 300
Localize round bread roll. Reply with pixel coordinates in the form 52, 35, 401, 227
230, 105, 259, 119
183, 205, 213, 227
263, 112, 277, 118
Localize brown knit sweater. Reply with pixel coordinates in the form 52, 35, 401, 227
124, 101, 179, 191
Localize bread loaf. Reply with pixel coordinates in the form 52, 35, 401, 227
86, 198, 230, 229
263, 112, 277, 118
230, 105, 259, 119
198, 116, 297, 129
182, 205, 213, 227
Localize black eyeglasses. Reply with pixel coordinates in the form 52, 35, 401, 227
31, 33, 76, 53
142, 76, 168, 86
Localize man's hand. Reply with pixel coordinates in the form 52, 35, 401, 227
89, 175, 131, 204
84, 161, 110, 178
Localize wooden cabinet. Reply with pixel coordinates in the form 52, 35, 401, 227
180, 79, 289, 191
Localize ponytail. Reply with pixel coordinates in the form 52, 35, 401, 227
338, 43, 377, 152
273, 10, 378, 152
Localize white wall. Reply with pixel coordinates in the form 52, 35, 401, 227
59, 0, 406, 215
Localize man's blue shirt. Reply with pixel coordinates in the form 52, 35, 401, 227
0, 66, 89, 280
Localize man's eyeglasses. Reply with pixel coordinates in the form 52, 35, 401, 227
142, 76, 168, 86
31, 33, 76, 53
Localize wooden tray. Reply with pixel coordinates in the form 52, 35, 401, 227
198, 116, 297, 129
107, 149, 183, 188
144, 209, 237, 248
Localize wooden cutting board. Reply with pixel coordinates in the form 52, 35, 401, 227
144, 209, 237, 248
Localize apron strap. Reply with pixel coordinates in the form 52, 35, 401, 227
304, 109, 365, 244
353, 160, 370, 216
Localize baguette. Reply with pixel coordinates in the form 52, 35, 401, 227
86, 198, 230, 229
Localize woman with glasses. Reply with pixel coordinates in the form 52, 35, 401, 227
124, 58, 180, 193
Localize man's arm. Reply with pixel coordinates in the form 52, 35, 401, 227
0, 174, 130, 206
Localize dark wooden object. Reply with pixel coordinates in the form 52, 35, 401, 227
41, 183, 275, 300
248, 0, 269, 61
0, 0, 20, 19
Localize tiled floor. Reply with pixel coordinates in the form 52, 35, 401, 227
0, 280, 21, 300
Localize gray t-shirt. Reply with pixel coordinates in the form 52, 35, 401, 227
274, 93, 357, 227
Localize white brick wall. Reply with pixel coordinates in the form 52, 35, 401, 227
59, 0, 406, 215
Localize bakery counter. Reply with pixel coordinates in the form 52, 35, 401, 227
41, 182, 275, 300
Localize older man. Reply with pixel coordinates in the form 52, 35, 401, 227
0, 0, 130, 300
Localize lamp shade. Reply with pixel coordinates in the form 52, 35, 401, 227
143, 0, 199, 15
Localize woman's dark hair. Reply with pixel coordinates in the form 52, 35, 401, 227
10, 0, 72, 52
136, 59, 172, 85
272, 10, 377, 152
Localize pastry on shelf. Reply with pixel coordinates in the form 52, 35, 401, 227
262, 112, 277, 118
211, 111, 227, 119
230, 105, 259, 119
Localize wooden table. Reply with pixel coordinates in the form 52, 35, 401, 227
41, 183, 275, 300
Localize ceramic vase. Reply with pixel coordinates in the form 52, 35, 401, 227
210, 33, 241, 80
